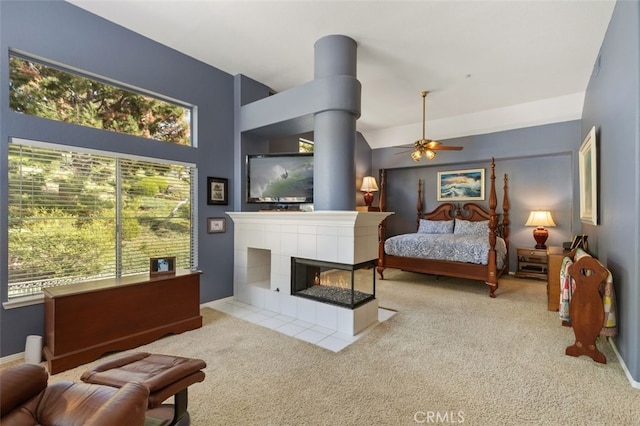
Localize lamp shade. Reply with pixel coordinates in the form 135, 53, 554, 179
525, 211, 556, 227
360, 176, 379, 193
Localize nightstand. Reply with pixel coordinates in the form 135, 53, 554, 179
356, 206, 380, 212
515, 247, 548, 280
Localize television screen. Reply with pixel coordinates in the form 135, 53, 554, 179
247, 153, 313, 204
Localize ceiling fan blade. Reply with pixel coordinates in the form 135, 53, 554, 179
431, 146, 463, 151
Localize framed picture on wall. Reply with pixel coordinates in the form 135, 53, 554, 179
579, 126, 598, 225
207, 177, 228, 205
437, 168, 485, 201
207, 217, 226, 234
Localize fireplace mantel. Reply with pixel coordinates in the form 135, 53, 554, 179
227, 211, 389, 224
227, 210, 392, 335
227, 211, 391, 265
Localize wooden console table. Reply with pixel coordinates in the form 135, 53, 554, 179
43, 270, 202, 374
547, 246, 570, 311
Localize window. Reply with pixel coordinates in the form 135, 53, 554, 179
9, 55, 192, 146
8, 140, 196, 298
299, 138, 314, 153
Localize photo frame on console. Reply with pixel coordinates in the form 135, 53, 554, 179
150, 256, 176, 276
570, 235, 589, 251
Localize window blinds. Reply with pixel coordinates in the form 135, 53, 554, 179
8, 141, 195, 298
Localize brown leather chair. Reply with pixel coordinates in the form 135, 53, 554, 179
0, 363, 149, 425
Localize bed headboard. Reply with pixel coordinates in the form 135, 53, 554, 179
423, 202, 505, 239
424, 203, 491, 222
424, 203, 456, 221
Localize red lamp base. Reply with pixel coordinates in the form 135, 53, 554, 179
363, 191, 374, 207
532, 226, 549, 249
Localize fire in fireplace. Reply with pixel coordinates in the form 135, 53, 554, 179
291, 257, 376, 309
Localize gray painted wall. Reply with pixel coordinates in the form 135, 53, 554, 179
581, 0, 640, 382
373, 121, 579, 272
0, 0, 235, 356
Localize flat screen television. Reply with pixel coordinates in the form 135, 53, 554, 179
246, 152, 313, 205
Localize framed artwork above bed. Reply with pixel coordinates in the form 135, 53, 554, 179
437, 168, 485, 201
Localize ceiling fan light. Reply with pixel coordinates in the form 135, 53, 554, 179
425, 149, 436, 160
407, 91, 462, 160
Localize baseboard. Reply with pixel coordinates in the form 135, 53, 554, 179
1, 352, 25, 366
608, 337, 640, 389
201, 297, 234, 308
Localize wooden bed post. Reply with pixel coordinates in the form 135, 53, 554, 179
416, 179, 423, 230
378, 168, 386, 212
502, 173, 510, 254
377, 169, 387, 279
486, 158, 498, 297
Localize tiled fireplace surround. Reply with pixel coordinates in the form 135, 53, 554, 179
227, 211, 391, 335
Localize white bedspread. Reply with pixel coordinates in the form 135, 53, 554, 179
384, 233, 507, 269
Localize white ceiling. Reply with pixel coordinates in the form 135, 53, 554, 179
67, 0, 616, 149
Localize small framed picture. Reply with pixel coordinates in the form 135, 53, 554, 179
207, 177, 228, 205
207, 217, 226, 234
150, 256, 176, 276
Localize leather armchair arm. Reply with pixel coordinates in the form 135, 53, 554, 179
0, 364, 48, 416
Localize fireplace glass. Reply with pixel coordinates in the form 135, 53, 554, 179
291, 257, 376, 309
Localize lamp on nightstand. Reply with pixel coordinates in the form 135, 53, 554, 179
525, 210, 556, 249
360, 176, 379, 207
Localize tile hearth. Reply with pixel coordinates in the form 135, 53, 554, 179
205, 298, 396, 352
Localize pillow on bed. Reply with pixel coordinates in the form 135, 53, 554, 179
417, 219, 454, 234
453, 219, 489, 235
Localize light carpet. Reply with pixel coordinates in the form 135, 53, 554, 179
38, 271, 640, 424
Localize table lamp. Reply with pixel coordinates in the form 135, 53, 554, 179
360, 176, 379, 207
525, 210, 556, 249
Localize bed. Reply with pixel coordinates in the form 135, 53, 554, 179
376, 158, 510, 297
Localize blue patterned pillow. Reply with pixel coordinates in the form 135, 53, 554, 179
418, 219, 454, 234
453, 219, 489, 235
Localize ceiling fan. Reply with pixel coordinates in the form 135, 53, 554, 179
398, 91, 463, 161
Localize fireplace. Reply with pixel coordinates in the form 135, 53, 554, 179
228, 211, 391, 335
291, 257, 376, 309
